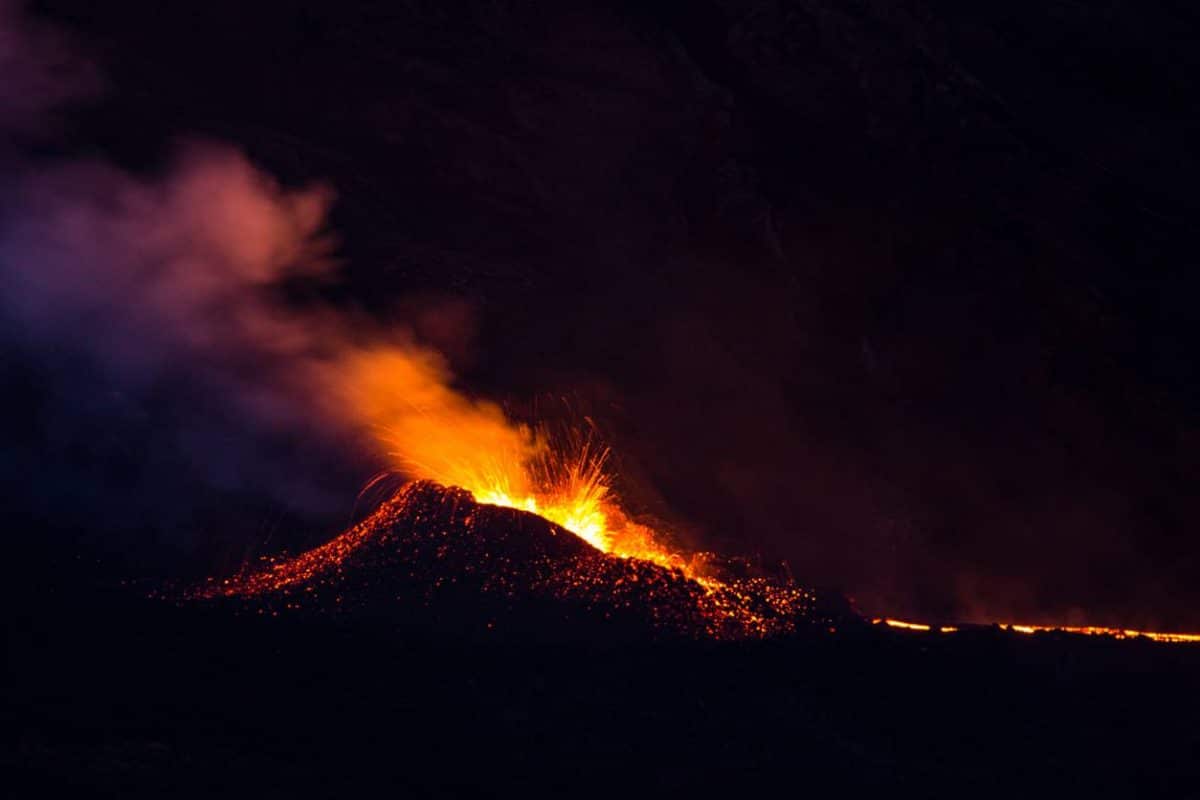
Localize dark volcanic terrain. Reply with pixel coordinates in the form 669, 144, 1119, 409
9, 569, 1200, 797
191, 481, 840, 640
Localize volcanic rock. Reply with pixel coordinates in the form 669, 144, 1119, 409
194, 481, 841, 640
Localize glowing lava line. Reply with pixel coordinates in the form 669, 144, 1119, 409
874, 618, 1200, 643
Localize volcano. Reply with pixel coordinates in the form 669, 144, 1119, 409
193, 481, 850, 640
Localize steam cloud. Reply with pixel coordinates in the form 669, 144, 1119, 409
0, 2, 535, 564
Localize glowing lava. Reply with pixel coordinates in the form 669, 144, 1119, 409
199, 347, 1200, 644
332, 347, 695, 574
195, 480, 829, 639
377, 410, 699, 576
197, 361, 830, 639
874, 618, 1200, 643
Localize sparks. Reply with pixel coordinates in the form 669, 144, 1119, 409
198, 350, 1200, 644
378, 406, 700, 577
194, 481, 828, 639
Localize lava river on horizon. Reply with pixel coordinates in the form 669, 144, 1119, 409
191, 480, 1200, 643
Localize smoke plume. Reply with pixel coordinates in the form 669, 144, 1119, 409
0, 2, 536, 567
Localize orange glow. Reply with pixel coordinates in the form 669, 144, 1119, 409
876, 618, 931, 631
1001, 623, 1200, 644
873, 618, 957, 633
336, 346, 696, 574
192, 346, 826, 639
195, 480, 822, 639
874, 618, 1200, 643
201, 346, 1200, 644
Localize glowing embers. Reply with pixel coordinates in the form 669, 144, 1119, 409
873, 618, 1200, 643
386, 431, 701, 577
195, 481, 831, 640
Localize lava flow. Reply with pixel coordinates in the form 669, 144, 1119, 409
874, 618, 1200, 644
195, 350, 1200, 643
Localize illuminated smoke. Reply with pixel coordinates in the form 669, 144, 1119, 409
0, 2, 680, 582
0, 2, 550, 541
0, 133, 560, 503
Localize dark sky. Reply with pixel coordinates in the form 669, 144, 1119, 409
5, 0, 1200, 629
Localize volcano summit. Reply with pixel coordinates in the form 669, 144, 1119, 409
194, 481, 847, 640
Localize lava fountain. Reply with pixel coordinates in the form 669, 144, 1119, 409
336, 347, 704, 576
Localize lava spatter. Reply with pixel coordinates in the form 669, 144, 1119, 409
194, 481, 836, 640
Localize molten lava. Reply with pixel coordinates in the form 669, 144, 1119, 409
195, 351, 845, 639
196, 481, 833, 640
382, 421, 692, 573
329, 347, 699, 573
195, 349, 1200, 644
874, 618, 1200, 644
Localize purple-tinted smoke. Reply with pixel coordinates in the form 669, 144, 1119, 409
0, 4, 485, 561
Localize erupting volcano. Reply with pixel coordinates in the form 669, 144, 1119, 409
197, 480, 842, 639
190, 342, 1200, 643
191, 349, 852, 639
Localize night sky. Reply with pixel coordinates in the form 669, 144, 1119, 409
4, 0, 1200, 629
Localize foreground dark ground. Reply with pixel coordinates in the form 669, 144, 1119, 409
7, 565, 1200, 797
